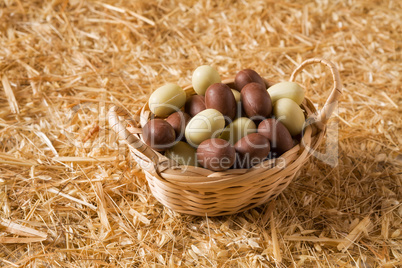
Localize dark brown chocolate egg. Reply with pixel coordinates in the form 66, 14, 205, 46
241, 82, 272, 120
197, 138, 236, 171
185, 95, 206, 117
258, 118, 293, 154
234, 133, 270, 169
205, 83, 237, 121
234, 69, 266, 92
166, 111, 191, 139
142, 119, 176, 151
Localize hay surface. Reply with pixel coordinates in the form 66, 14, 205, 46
0, 0, 401, 267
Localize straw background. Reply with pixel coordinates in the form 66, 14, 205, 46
0, 0, 401, 267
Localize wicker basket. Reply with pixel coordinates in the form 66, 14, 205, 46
108, 58, 342, 216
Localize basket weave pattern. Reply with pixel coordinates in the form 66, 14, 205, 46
109, 59, 342, 216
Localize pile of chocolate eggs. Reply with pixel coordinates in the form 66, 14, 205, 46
142, 65, 306, 171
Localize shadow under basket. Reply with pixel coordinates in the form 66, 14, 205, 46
109, 58, 342, 216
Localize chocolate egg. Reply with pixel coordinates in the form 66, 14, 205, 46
234, 69, 266, 92
205, 83, 237, 121
142, 119, 176, 151
268, 81, 305, 105
234, 133, 270, 168
219, 117, 257, 145
258, 118, 293, 154
165, 141, 197, 166
185, 95, 206, 117
149, 83, 186, 117
185, 109, 225, 147
166, 111, 191, 139
273, 98, 305, 136
197, 138, 236, 171
241, 82, 272, 120
231, 89, 241, 103
192, 65, 221, 95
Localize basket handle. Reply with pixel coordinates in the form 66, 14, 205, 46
290, 58, 342, 130
108, 106, 159, 171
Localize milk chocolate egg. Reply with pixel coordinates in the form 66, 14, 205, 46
142, 119, 176, 151
166, 111, 191, 139
185, 95, 206, 117
197, 138, 235, 171
192, 65, 221, 95
241, 82, 272, 120
149, 83, 186, 117
234, 133, 270, 168
205, 83, 237, 121
234, 69, 266, 92
258, 118, 293, 154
